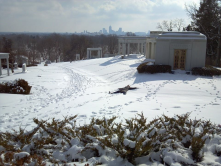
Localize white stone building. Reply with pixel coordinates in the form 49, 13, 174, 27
87, 48, 102, 59
118, 31, 207, 71
0, 53, 10, 76
154, 32, 207, 71
118, 36, 147, 56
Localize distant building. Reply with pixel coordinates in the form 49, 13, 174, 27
109, 26, 112, 34
103, 28, 108, 34
134, 32, 147, 36
75, 26, 147, 36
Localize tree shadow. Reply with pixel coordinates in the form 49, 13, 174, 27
100, 56, 122, 66
100, 54, 148, 67
133, 71, 213, 85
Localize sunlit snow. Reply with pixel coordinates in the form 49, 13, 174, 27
0, 54, 221, 132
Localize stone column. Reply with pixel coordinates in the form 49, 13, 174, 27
147, 42, 151, 59
127, 43, 130, 55
144, 43, 146, 57
138, 43, 140, 54
118, 43, 121, 54
87, 50, 89, 59
151, 42, 155, 59
0, 59, 2, 75
123, 43, 126, 56
141, 43, 144, 54
100, 49, 102, 58
146, 42, 149, 58
98, 50, 100, 58
7, 57, 10, 76
153, 42, 156, 59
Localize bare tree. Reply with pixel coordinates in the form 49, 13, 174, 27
163, 20, 174, 31
156, 20, 175, 31
51, 33, 63, 63
36, 38, 47, 62
185, 3, 198, 27
156, 22, 164, 31
107, 35, 118, 54
27, 36, 39, 65
2, 37, 14, 72
44, 37, 54, 61
174, 19, 185, 31
157, 19, 186, 31
126, 32, 136, 36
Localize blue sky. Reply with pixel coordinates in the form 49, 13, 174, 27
0, 0, 200, 33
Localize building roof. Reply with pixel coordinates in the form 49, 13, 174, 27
157, 31, 207, 40
0, 53, 9, 59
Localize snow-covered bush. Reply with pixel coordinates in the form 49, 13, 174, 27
0, 113, 221, 166
0, 79, 32, 94
192, 66, 221, 76
137, 62, 171, 74
97, 113, 153, 164
0, 151, 46, 166
137, 62, 148, 73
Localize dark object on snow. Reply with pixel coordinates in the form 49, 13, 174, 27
109, 85, 138, 95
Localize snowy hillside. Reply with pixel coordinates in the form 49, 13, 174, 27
0, 55, 221, 166
1, 55, 221, 131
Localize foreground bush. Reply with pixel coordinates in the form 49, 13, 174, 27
0, 79, 32, 94
137, 62, 171, 74
0, 113, 221, 166
192, 66, 221, 76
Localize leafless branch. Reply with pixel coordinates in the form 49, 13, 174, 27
156, 22, 164, 31
174, 19, 185, 31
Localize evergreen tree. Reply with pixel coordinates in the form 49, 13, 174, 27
186, 0, 221, 66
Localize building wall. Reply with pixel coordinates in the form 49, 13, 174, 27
155, 39, 207, 71
155, 41, 170, 64
191, 40, 207, 69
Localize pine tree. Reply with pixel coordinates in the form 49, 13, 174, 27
186, 0, 221, 66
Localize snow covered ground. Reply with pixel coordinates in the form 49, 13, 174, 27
0, 55, 221, 133
1, 55, 221, 166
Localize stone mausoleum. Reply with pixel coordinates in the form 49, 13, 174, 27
154, 31, 207, 71
118, 31, 207, 71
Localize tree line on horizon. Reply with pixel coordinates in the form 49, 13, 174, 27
0, 34, 119, 67
1, 0, 221, 68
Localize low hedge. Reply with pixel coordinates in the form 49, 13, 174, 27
137, 62, 171, 74
26, 64, 38, 67
0, 113, 220, 165
192, 66, 221, 76
0, 79, 32, 94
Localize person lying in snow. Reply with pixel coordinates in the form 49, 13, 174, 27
109, 85, 138, 95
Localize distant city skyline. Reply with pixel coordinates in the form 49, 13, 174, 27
0, 0, 201, 33
77, 25, 148, 36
